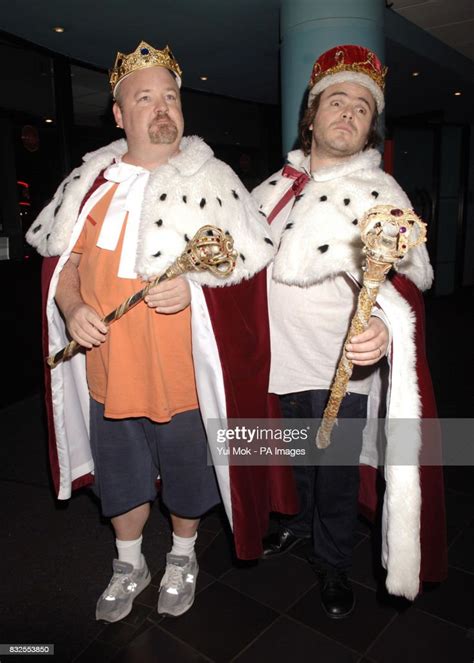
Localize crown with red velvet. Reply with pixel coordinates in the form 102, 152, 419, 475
308, 44, 387, 112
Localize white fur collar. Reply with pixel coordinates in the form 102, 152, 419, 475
252, 153, 433, 292
287, 148, 382, 182
80, 136, 213, 176
26, 136, 274, 286
82, 138, 126, 163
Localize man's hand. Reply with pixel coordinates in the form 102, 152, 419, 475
144, 276, 191, 314
55, 254, 108, 349
345, 316, 389, 366
64, 303, 108, 349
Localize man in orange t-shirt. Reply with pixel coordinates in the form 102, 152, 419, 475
27, 41, 299, 625
53, 45, 213, 622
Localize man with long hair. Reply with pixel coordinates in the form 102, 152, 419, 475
253, 44, 446, 619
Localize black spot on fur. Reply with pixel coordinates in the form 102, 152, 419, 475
269, 180, 277, 185
295, 194, 304, 202
216, 197, 222, 206
264, 237, 274, 245
46, 233, 50, 240
240, 253, 246, 261
32, 225, 42, 234
371, 191, 379, 198
182, 195, 187, 203
155, 219, 163, 227
200, 198, 206, 208
152, 250, 161, 257
258, 210, 267, 217
73, 174, 81, 180
54, 203, 62, 217
318, 244, 329, 254
285, 222, 293, 230
232, 189, 239, 199
160, 193, 167, 201
184, 234, 190, 242
344, 198, 350, 206
352, 219, 358, 225
225, 230, 230, 236
320, 195, 327, 202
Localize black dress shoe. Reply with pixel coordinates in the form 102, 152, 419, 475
261, 527, 303, 558
319, 569, 355, 619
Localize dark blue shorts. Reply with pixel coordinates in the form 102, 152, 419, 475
89, 399, 221, 518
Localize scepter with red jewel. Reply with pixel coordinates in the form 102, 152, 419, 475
316, 204, 427, 448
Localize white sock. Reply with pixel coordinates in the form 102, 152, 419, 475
116, 535, 144, 569
170, 532, 197, 558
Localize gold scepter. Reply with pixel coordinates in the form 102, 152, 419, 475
315, 205, 427, 449
47, 225, 238, 368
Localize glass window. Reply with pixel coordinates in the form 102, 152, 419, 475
71, 64, 121, 166
0, 36, 62, 258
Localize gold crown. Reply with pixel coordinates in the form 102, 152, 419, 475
109, 41, 183, 96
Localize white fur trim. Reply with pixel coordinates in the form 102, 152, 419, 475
309, 71, 385, 112
377, 282, 422, 599
26, 139, 127, 257
136, 148, 274, 286
26, 136, 274, 287
253, 150, 433, 292
189, 282, 233, 527
46, 213, 96, 499
383, 465, 421, 599
307, 149, 381, 182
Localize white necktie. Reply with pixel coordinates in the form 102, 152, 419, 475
98, 160, 150, 279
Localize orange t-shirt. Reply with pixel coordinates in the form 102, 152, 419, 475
73, 183, 199, 422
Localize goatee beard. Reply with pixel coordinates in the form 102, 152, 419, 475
148, 120, 178, 145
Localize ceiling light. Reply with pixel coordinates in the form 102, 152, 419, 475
412, 71, 420, 77
454, 91, 462, 96
53, 26, 65, 33
200, 76, 208, 81
45, 118, 53, 123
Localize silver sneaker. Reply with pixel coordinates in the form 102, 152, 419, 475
157, 553, 198, 617
96, 559, 151, 623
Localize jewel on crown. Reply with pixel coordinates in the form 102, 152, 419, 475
109, 41, 183, 95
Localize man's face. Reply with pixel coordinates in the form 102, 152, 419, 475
310, 81, 376, 160
113, 66, 184, 152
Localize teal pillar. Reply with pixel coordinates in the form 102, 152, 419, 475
280, 0, 385, 153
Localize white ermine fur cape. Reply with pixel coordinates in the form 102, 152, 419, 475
27, 136, 275, 285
